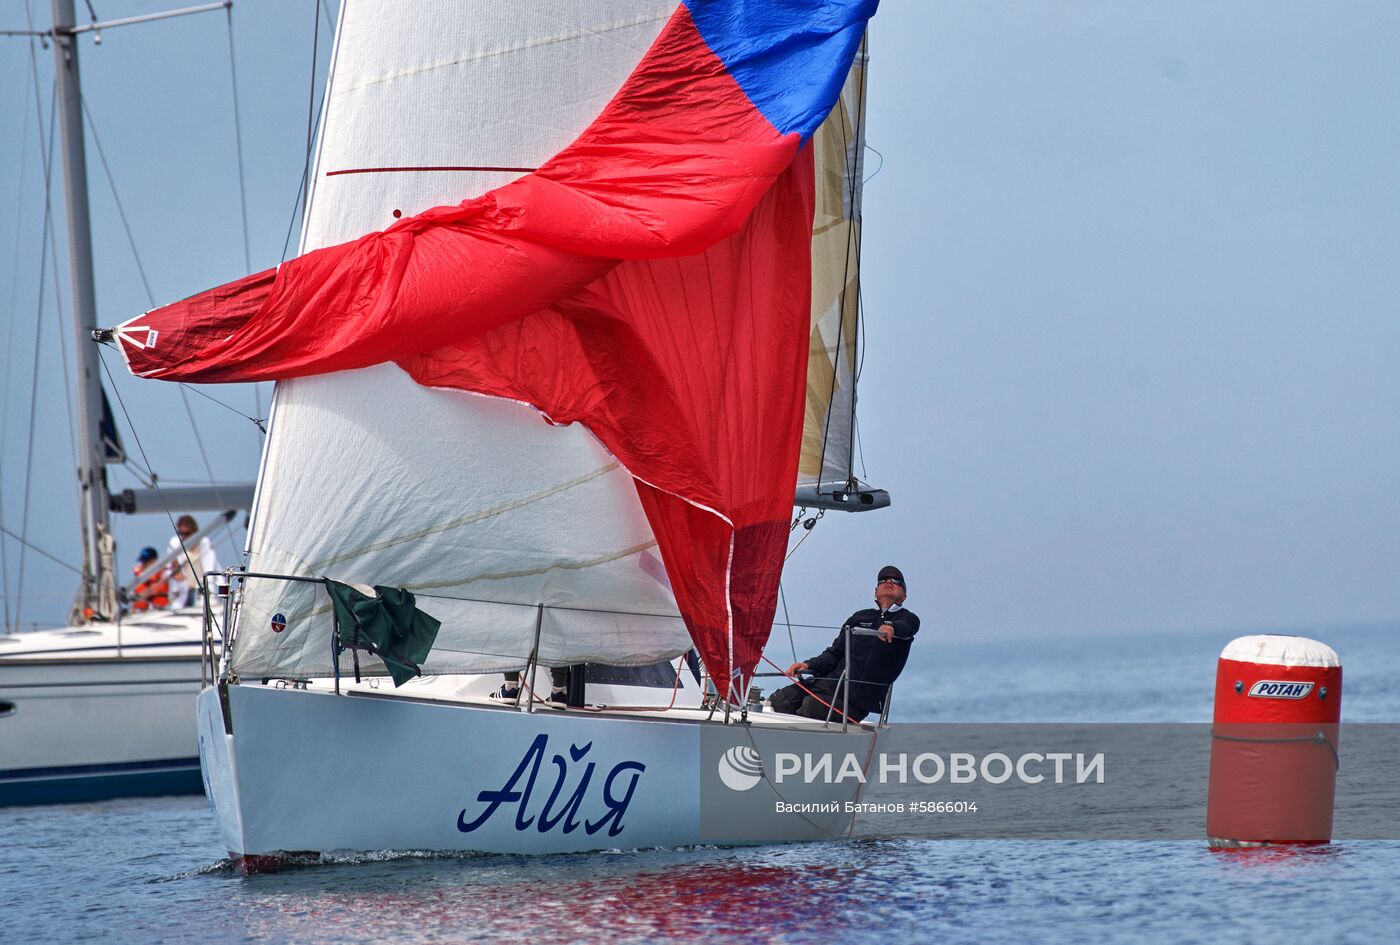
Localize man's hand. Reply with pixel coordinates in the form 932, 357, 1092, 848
877, 623, 895, 643
787, 661, 808, 676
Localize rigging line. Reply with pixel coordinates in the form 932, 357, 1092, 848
304, 0, 319, 164
79, 96, 154, 307
96, 349, 209, 599
177, 380, 265, 431
14, 194, 47, 632
278, 150, 311, 262
135, 476, 244, 485
277, 78, 327, 262
0, 526, 82, 576
774, 620, 872, 634
784, 524, 815, 562
757, 654, 856, 722
778, 580, 798, 664
44, 136, 83, 525
224, 3, 261, 433
853, 408, 868, 481
735, 721, 848, 841
2, 21, 36, 424
4, 0, 43, 633
120, 457, 155, 488
0, 32, 38, 633
843, 33, 870, 483
38, 87, 82, 510
251, 380, 266, 439
85, 36, 262, 537
862, 143, 884, 186
222, 3, 251, 274
175, 383, 235, 561
14, 85, 61, 633
849, 286, 867, 482
855, 274, 867, 385
35, 72, 85, 577
279, 0, 321, 263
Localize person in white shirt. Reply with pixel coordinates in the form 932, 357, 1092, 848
166, 514, 221, 608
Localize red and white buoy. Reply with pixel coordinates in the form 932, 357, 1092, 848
1206, 634, 1342, 848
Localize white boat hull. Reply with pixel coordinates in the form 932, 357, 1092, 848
199, 683, 880, 859
0, 613, 208, 805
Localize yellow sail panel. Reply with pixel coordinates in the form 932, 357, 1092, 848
800, 41, 867, 486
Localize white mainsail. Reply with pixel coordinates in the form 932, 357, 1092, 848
233, 1, 684, 679
230, 0, 873, 681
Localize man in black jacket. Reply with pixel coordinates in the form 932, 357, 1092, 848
769, 565, 920, 722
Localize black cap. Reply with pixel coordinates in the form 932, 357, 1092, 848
877, 565, 905, 588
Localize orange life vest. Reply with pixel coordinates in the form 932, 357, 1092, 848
132, 575, 170, 611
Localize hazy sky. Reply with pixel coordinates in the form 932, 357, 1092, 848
3, 1, 1398, 646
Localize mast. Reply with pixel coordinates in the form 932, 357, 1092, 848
51, 0, 113, 621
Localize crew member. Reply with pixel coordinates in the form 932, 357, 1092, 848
770, 565, 920, 722
167, 514, 220, 608
130, 546, 169, 611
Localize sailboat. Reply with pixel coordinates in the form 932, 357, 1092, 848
0, 1, 255, 806
107, 0, 890, 858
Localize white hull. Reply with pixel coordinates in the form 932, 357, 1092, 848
199, 683, 881, 860
0, 611, 210, 805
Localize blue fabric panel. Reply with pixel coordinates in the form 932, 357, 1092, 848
684, 0, 878, 140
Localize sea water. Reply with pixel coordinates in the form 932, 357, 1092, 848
4, 624, 1397, 945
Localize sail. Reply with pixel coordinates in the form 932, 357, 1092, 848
111, 0, 877, 689
801, 40, 868, 490
221, 1, 688, 683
